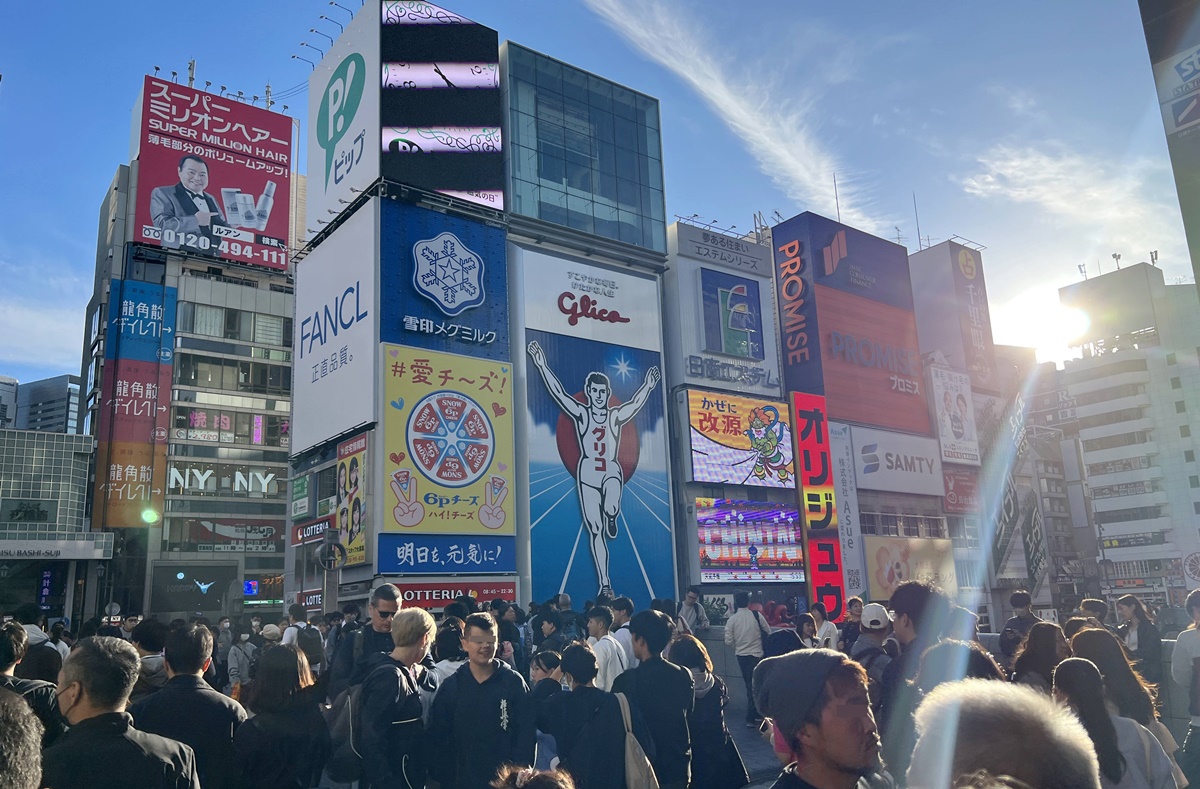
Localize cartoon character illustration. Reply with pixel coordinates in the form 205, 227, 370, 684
527, 340, 661, 599
874, 542, 912, 596
744, 406, 793, 483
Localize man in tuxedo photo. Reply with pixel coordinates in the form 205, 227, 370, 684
150, 154, 228, 257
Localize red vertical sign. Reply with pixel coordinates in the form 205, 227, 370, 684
791, 392, 847, 621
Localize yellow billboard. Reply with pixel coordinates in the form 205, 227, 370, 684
864, 535, 958, 602
382, 345, 515, 535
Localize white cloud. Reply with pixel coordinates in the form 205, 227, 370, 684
0, 299, 84, 372
988, 85, 1040, 118
582, 0, 886, 233
960, 142, 1187, 264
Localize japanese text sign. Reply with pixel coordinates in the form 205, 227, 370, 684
133, 76, 292, 269
337, 434, 370, 567
930, 366, 981, 465
377, 533, 515, 574
383, 344, 514, 535
394, 579, 517, 610
791, 392, 847, 620
686, 390, 794, 489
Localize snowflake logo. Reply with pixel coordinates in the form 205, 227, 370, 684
412, 232, 486, 316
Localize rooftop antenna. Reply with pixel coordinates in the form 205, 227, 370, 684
187, 59, 196, 88
1078, 263, 1088, 280
772, 210, 784, 223
913, 192, 923, 250
1150, 250, 1159, 266
833, 172, 841, 223
893, 226, 906, 246
1112, 252, 1121, 271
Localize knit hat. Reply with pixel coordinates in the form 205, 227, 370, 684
753, 648, 845, 739
261, 624, 282, 641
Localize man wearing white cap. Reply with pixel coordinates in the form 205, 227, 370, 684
753, 648, 887, 789
848, 604, 893, 716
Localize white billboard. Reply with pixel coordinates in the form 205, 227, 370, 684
664, 223, 781, 396
519, 245, 662, 352
307, 1, 381, 228
292, 200, 378, 453
829, 422, 868, 598
930, 366, 981, 466
850, 425, 944, 496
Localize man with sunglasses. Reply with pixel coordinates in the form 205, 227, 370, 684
327, 583, 404, 699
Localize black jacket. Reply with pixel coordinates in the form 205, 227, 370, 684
1119, 619, 1164, 683
428, 660, 535, 789
41, 712, 200, 789
129, 674, 248, 789
360, 654, 430, 789
611, 656, 694, 786
327, 625, 396, 700
538, 631, 568, 655
13, 636, 61, 684
233, 701, 331, 789
538, 686, 631, 789
0, 674, 68, 747
689, 676, 748, 789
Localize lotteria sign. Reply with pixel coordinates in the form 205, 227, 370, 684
291, 516, 333, 546
395, 579, 517, 610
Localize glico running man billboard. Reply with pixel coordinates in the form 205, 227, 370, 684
132, 76, 292, 269
519, 246, 673, 608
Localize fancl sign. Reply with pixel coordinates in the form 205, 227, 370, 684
298, 282, 369, 360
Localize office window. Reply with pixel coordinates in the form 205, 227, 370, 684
1183, 425, 1192, 438
1172, 377, 1183, 389
1195, 503, 1200, 515
1191, 475, 1200, 488
1178, 401, 1188, 414
1188, 450, 1197, 463
193, 305, 224, 337
1168, 353, 1178, 365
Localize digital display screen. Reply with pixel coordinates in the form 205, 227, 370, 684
696, 498, 804, 583
686, 390, 795, 489
379, 6, 504, 209
150, 564, 239, 613
243, 580, 259, 596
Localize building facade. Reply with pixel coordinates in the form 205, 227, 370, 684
16, 375, 81, 434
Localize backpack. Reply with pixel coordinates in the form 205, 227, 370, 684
245, 644, 260, 681
855, 646, 888, 714
325, 662, 395, 782
763, 629, 803, 659
559, 613, 581, 643
291, 624, 325, 668
615, 692, 660, 789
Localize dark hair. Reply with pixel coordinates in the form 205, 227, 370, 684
847, 596, 863, 610
326, 612, 344, 626
440, 616, 465, 632
371, 583, 401, 606
491, 764, 575, 789
342, 602, 362, 618
1188, 589, 1200, 627
561, 643, 599, 685
288, 603, 308, 623
810, 602, 828, 621
587, 606, 614, 630
532, 651, 561, 673
464, 612, 497, 635
164, 624, 213, 675
1053, 658, 1126, 783
1009, 591, 1032, 609
611, 597, 634, 616
251, 644, 314, 714
629, 609, 672, 654
62, 636, 140, 709
1116, 594, 1152, 625
511, 606, 528, 626
541, 610, 562, 631
1070, 628, 1156, 725
915, 639, 1006, 695
668, 634, 713, 672
890, 581, 952, 636
49, 621, 65, 644
443, 602, 471, 623
0, 622, 27, 668
797, 612, 816, 638
178, 154, 207, 170
733, 591, 750, 610
455, 594, 479, 613
130, 619, 168, 653
1063, 617, 1099, 640
11, 604, 41, 626
687, 585, 702, 597
1012, 622, 1067, 685
1080, 598, 1109, 622
169, 618, 188, 632
584, 372, 610, 392
435, 627, 467, 662
0, 689, 42, 789
491, 601, 511, 618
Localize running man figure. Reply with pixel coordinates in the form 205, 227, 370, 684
527, 340, 661, 598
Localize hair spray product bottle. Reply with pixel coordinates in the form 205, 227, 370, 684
220, 189, 242, 222
254, 181, 277, 232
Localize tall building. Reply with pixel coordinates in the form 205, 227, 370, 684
290, 3, 674, 616
16, 375, 81, 434
0, 377, 16, 430
78, 76, 298, 619
1059, 263, 1200, 607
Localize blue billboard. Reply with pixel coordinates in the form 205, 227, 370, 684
700, 268, 766, 361
377, 533, 515, 575
379, 200, 509, 361
104, 280, 178, 364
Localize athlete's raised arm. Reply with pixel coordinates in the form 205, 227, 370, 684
528, 341, 586, 421
613, 365, 661, 426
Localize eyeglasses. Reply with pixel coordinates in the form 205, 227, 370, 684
376, 609, 398, 619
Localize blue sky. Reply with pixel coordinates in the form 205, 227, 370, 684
0, 1, 1189, 384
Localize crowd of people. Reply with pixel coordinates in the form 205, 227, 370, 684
1, 584, 1198, 789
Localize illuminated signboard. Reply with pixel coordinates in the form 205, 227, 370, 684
685, 390, 794, 488
791, 392, 847, 620
696, 498, 803, 583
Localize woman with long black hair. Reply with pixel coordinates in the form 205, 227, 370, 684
1011, 621, 1070, 693
1053, 657, 1175, 788
1117, 594, 1164, 684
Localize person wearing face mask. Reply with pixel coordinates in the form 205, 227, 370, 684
41, 636, 201, 789
248, 616, 265, 650
226, 623, 258, 703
